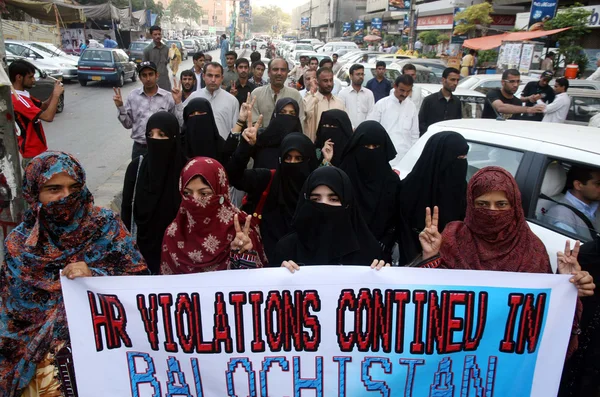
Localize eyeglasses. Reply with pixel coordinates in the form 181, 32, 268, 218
503, 79, 521, 84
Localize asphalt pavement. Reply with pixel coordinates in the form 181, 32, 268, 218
44, 48, 222, 194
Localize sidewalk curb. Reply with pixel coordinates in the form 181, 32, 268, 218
93, 160, 128, 213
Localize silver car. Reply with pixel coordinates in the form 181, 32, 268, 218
5, 40, 78, 81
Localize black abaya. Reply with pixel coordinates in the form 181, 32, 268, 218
314, 109, 353, 166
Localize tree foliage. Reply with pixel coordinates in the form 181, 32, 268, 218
418, 30, 448, 46
251, 6, 290, 34
545, 3, 592, 72
168, 0, 202, 21
454, 3, 494, 38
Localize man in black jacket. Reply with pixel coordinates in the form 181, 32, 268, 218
418, 67, 462, 135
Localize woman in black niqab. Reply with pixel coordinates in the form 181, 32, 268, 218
122, 111, 186, 274
315, 109, 353, 166
183, 98, 225, 162
252, 97, 303, 169
399, 131, 469, 253
339, 121, 415, 264
274, 166, 383, 267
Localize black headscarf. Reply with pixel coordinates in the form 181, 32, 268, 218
399, 131, 469, 247
315, 109, 353, 166
253, 98, 303, 169
261, 133, 319, 263
183, 98, 224, 161
274, 167, 382, 266
134, 111, 186, 273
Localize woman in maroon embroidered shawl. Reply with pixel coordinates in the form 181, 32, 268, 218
418, 167, 594, 297
161, 157, 267, 274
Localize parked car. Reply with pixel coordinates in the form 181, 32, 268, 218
77, 48, 137, 87
288, 51, 318, 68
289, 43, 314, 60
168, 40, 189, 60
391, 58, 448, 81
397, 118, 600, 271
5, 53, 65, 113
458, 74, 536, 95
564, 88, 600, 126
418, 84, 486, 120
334, 62, 406, 90
370, 53, 417, 66
338, 51, 391, 67
298, 38, 324, 47
5, 47, 63, 79
127, 40, 151, 64
515, 78, 600, 98
317, 41, 359, 54
29, 42, 79, 60
5, 40, 78, 81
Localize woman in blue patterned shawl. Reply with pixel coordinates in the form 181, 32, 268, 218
0, 151, 148, 397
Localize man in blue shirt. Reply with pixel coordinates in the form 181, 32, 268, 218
366, 61, 392, 103
104, 34, 118, 48
220, 34, 230, 67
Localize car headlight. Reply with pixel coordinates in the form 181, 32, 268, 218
59, 63, 73, 68
45, 69, 60, 75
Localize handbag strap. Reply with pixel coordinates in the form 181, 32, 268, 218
131, 155, 144, 241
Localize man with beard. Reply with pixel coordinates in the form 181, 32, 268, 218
9, 60, 64, 167
142, 25, 171, 91
482, 69, 544, 120
418, 67, 462, 135
114, 61, 183, 159
520, 71, 555, 121
338, 64, 374, 129
251, 58, 304, 127
183, 62, 239, 139
223, 50, 239, 89
180, 70, 196, 101
227, 58, 255, 108
303, 67, 346, 141
367, 74, 418, 167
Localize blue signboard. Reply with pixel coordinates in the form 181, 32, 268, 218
343, 22, 352, 38
371, 17, 383, 36
301, 17, 310, 31
451, 7, 468, 44
389, 0, 410, 12
528, 0, 558, 30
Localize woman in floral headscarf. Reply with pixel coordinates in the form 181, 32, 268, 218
161, 157, 267, 274
0, 151, 147, 397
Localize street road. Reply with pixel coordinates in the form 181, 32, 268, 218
44, 49, 221, 193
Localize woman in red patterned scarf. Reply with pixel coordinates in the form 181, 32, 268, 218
161, 157, 267, 274
418, 166, 595, 292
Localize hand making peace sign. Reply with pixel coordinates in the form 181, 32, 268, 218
171, 77, 182, 104
419, 206, 442, 260
230, 214, 253, 254
113, 87, 123, 108
239, 93, 256, 123
242, 110, 263, 147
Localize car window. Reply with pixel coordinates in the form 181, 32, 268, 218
475, 80, 502, 95
466, 142, 524, 180
534, 160, 599, 243
568, 95, 600, 124
458, 76, 478, 89
6, 43, 29, 57
457, 95, 485, 119
130, 43, 147, 50
81, 50, 112, 62
339, 70, 350, 84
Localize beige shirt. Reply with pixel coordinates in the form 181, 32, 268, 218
303, 91, 347, 142
290, 64, 308, 81
251, 84, 304, 127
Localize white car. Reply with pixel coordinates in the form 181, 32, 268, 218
458, 74, 536, 95
397, 118, 600, 272
29, 42, 79, 59
318, 41, 359, 54
418, 84, 486, 120
5, 40, 79, 81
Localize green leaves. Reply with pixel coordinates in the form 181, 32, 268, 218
454, 3, 494, 38
545, 2, 592, 72
168, 0, 202, 22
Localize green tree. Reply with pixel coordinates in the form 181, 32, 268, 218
418, 30, 442, 46
168, 0, 202, 22
251, 6, 290, 34
545, 3, 592, 73
454, 3, 494, 38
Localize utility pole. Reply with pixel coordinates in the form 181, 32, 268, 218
231, 0, 237, 49
408, 0, 416, 50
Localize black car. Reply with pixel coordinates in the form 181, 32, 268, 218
127, 40, 152, 64
5, 54, 64, 113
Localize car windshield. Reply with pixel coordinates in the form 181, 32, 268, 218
296, 45, 313, 51
458, 76, 479, 89
81, 50, 112, 62
183, 40, 194, 45
130, 42, 148, 50
30, 43, 68, 57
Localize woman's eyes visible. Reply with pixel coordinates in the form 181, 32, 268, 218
330, 196, 340, 202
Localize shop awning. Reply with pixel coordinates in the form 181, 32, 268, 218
3, 0, 86, 23
462, 27, 571, 50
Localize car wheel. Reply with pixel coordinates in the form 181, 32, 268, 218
57, 94, 64, 113
116, 73, 124, 87
79, 80, 87, 86
131, 71, 137, 82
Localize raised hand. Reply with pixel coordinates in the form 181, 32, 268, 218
309, 78, 318, 94
419, 206, 442, 260
230, 81, 238, 96
558, 240, 581, 275
242, 111, 263, 146
230, 214, 253, 254
239, 93, 256, 122
321, 139, 334, 163
113, 87, 123, 107
171, 78, 182, 104
53, 80, 64, 97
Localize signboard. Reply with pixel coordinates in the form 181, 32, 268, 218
528, 0, 558, 31
62, 266, 577, 396
342, 22, 352, 38
389, 0, 410, 12
371, 17, 383, 36
301, 17, 310, 31
354, 19, 365, 40
417, 14, 454, 30
519, 43, 535, 74
451, 7, 467, 44
239, 0, 250, 18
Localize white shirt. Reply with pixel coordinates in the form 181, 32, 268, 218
338, 85, 375, 128
587, 66, 600, 81
332, 78, 341, 96
183, 87, 239, 139
367, 94, 419, 168
542, 92, 570, 124
389, 85, 423, 111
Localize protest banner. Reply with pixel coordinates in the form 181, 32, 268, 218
61, 266, 577, 396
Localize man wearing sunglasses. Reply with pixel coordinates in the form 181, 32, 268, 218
482, 69, 544, 120
520, 70, 556, 121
